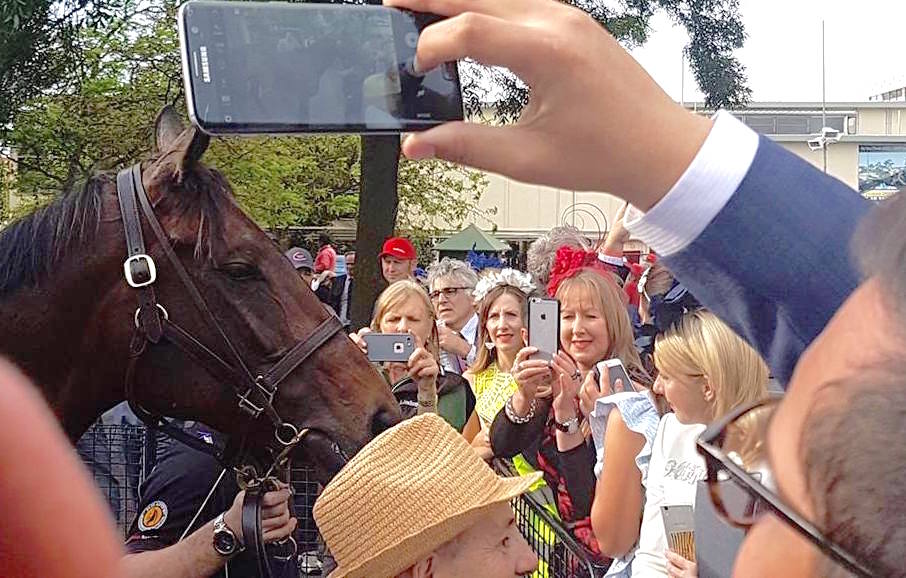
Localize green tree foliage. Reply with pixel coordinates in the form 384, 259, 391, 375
0, 0, 488, 238
462, 0, 751, 122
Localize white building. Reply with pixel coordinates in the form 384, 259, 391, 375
452, 100, 906, 249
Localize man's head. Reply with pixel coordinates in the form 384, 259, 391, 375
734, 193, 906, 577
285, 247, 315, 284
380, 237, 418, 284
345, 252, 356, 278
427, 258, 478, 331
313, 414, 539, 578
319, 232, 332, 247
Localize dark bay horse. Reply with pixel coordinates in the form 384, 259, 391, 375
0, 108, 398, 481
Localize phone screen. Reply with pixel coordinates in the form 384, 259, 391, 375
179, 1, 463, 134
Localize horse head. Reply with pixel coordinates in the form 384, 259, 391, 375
0, 107, 399, 482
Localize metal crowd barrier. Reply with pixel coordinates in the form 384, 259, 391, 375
77, 424, 601, 577
76, 424, 149, 533
495, 459, 604, 578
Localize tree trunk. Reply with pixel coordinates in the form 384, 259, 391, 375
349, 135, 400, 330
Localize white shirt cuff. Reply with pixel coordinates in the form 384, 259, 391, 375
624, 111, 759, 256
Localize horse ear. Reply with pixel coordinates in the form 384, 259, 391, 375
180, 128, 210, 172
154, 106, 184, 153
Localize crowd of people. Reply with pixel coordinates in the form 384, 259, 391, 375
2, 0, 903, 576
312, 199, 771, 578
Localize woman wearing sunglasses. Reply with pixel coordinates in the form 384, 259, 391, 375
632, 310, 769, 578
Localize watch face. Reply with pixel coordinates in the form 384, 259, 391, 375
214, 530, 236, 555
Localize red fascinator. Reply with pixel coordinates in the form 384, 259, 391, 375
546, 246, 610, 297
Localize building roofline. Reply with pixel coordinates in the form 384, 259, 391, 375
769, 134, 906, 143
684, 101, 906, 111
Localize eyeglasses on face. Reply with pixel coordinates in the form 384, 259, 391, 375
429, 286, 470, 301
696, 394, 875, 578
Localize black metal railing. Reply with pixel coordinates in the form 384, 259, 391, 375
495, 459, 605, 578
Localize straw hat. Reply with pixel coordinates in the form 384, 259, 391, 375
313, 413, 542, 578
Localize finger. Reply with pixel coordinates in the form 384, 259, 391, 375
550, 374, 563, 397
262, 509, 291, 530
515, 346, 538, 363
261, 503, 289, 520
384, 0, 534, 20
260, 489, 292, 507
516, 367, 551, 381
518, 359, 551, 370
262, 518, 297, 544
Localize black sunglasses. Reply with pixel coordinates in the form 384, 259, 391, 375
696, 394, 875, 578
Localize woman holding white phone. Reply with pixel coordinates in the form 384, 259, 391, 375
349, 280, 475, 431
491, 246, 652, 574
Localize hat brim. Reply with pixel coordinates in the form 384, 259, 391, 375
328, 472, 541, 578
379, 252, 416, 261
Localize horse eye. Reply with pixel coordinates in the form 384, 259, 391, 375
220, 262, 260, 280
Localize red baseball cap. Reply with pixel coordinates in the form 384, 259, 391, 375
379, 237, 417, 261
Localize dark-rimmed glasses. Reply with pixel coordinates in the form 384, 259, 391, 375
696, 394, 875, 578
429, 286, 470, 301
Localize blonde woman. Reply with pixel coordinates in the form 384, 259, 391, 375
632, 310, 769, 578
350, 280, 475, 431
462, 269, 538, 460
492, 246, 653, 571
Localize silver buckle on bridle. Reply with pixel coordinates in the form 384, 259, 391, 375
124, 254, 157, 288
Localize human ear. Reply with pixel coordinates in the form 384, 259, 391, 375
702, 378, 716, 403
405, 555, 435, 578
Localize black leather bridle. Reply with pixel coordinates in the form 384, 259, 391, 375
115, 163, 344, 575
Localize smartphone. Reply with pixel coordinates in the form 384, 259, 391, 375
178, 1, 464, 135
364, 333, 416, 363
528, 297, 560, 363
593, 358, 634, 393
661, 504, 696, 562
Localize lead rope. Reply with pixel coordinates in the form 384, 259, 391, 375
179, 467, 228, 543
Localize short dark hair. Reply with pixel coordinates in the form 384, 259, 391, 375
854, 189, 906, 324
801, 367, 906, 578
800, 191, 906, 577
319, 232, 332, 246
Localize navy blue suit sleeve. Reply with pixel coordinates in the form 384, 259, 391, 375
663, 136, 869, 386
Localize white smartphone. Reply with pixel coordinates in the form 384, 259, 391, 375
594, 358, 634, 393
364, 333, 415, 363
177, 1, 463, 135
528, 297, 560, 363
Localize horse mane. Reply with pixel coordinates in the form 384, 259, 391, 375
0, 163, 236, 297
0, 175, 107, 296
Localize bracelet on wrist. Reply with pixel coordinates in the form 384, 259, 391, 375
505, 395, 536, 424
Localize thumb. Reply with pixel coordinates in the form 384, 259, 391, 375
402, 123, 547, 182
551, 373, 563, 398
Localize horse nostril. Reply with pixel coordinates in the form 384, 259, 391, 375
371, 408, 400, 437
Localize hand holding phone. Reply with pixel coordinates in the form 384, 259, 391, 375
528, 297, 559, 363
593, 358, 634, 395
364, 333, 416, 363
661, 505, 696, 562
178, 1, 463, 135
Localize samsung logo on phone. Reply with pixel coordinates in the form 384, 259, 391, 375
199, 46, 211, 83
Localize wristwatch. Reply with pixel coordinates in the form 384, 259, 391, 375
212, 512, 243, 557
555, 417, 580, 435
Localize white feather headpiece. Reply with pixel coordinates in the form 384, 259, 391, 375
472, 268, 536, 304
